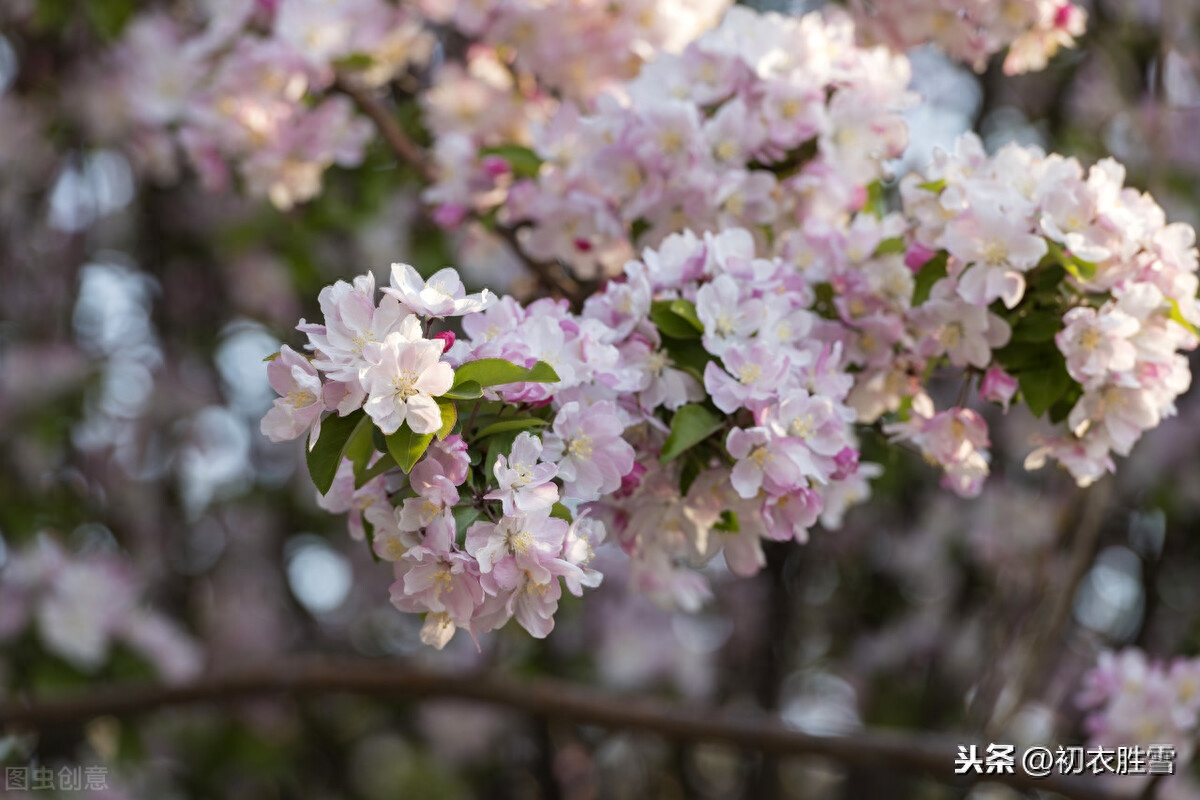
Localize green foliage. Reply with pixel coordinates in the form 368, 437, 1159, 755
306, 410, 369, 495
873, 237, 907, 257
650, 299, 703, 339
452, 358, 560, 388
386, 422, 435, 474
911, 251, 949, 306
473, 417, 549, 439
442, 380, 483, 400
660, 404, 724, 465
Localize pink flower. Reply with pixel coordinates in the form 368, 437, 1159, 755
979, 366, 1018, 410
541, 401, 635, 502
464, 510, 571, 587
727, 427, 803, 499
1057, 306, 1139, 389
704, 343, 790, 414
390, 512, 484, 649
360, 332, 454, 434
261, 345, 325, 444
485, 433, 560, 515
385, 263, 497, 317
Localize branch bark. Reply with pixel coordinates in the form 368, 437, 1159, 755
0, 656, 1125, 800
334, 77, 592, 309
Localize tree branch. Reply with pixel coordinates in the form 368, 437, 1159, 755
334, 77, 592, 310
0, 656, 1125, 800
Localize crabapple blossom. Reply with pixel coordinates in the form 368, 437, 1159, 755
360, 333, 454, 434
385, 263, 497, 318
261, 345, 325, 444
485, 433, 560, 515
541, 401, 636, 503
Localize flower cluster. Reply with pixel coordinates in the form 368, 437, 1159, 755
849, 0, 1087, 75
1078, 649, 1200, 764
264, 263, 618, 648
0, 536, 202, 682
265, 227, 876, 646
893, 133, 1199, 488
418, 0, 729, 101
81, 0, 430, 208
432, 6, 915, 277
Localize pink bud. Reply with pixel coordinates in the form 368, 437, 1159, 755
831, 447, 859, 481
432, 331, 455, 353
480, 155, 511, 179
905, 242, 937, 273
432, 203, 468, 230
979, 366, 1018, 411
615, 461, 647, 499
1053, 3, 1074, 27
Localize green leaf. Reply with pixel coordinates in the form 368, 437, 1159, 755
452, 358, 560, 388
525, 361, 561, 382
916, 179, 946, 194
1048, 382, 1084, 424
362, 515, 380, 564
631, 218, 651, 243
1045, 240, 1097, 281
1018, 354, 1074, 418
873, 237, 907, 257
345, 416, 376, 475
479, 145, 543, 179
85, 0, 136, 39
660, 404, 724, 464
659, 336, 714, 383
436, 399, 457, 440
474, 417, 549, 439
442, 381, 483, 400
911, 251, 949, 306
1168, 298, 1200, 336
354, 453, 396, 489
864, 180, 887, 217
1009, 311, 1063, 343
550, 503, 573, 523
386, 422, 435, 474
306, 410, 368, 495
993, 341, 1060, 373
669, 299, 705, 333
453, 505, 483, 538
679, 454, 703, 496
713, 510, 739, 533
332, 52, 376, 70
650, 300, 703, 339
484, 429, 522, 480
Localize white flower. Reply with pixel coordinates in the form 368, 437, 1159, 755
360, 332, 455, 434
384, 263, 496, 317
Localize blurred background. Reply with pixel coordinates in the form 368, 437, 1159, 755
3, 0, 1200, 798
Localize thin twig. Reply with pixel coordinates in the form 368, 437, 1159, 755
333, 77, 433, 182
334, 76, 592, 309
0, 656, 1126, 800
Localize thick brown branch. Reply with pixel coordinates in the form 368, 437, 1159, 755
334, 77, 591, 309
0, 656, 1123, 800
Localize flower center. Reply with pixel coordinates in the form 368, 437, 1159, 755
507, 529, 534, 556
1079, 328, 1101, 351
943, 321, 964, 349
789, 414, 816, 439
738, 362, 763, 385
392, 370, 420, 400
980, 240, 1008, 265
568, 434, 594, 461
748, 446, 771, 467
286, 389, 316, 408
